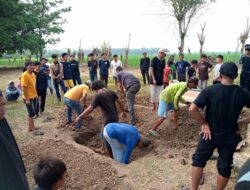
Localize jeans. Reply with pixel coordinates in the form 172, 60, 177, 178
178, 73, 186, 82
35, 90, 47, 114
126, 83, 141, 123
198, 80, 208, 90
141, 70, 150, 84
47, 78, 53, 94
103, 127, 124, 163
72, 75, 82, 86
100, 75, 108, 87
90, 73, 97, 82
6, 93, 19, 101
64, 98, 83, 128
240, 73, 250, 92
53, 79, 67, 102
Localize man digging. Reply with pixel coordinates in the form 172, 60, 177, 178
149, 77, 199, 138
75, 80, 126, 154
116, 66, 141, 125
189, 62, 250, 190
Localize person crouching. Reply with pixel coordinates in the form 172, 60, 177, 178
6, 81, 22, 101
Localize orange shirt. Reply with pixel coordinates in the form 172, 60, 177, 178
163, 66, 172, 83
21, 71, 37, 99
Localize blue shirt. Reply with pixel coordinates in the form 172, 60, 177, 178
41, 65, 50, 79
105, 123, 140, 164
61, 62, 72, 80
176, 61, 190, 74
99, 60, 110, 76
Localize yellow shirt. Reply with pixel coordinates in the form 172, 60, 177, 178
64, 84, 89, 101
21, 71, 37, 99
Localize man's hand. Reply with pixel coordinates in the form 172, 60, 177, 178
121, 111, 126, 119
199, 123, 211, 140
25, 99, 30, 105
74, 116, 81, 125
153, 79, 157, 86
0, 97, 6, 119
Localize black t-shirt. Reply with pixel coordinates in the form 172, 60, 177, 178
194, 84, 250, 137
240, 56, 250, 73
140, 57, 150, 71
88, 60, 98, 74
34, 70, 47, 92
91, 89, 118, 125
70, 61, 80, 76
188, 67, 196, 78
150, 56, 165, 86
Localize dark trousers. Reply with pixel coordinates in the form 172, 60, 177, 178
178, 73, 186, 82
90, 73, 97, 82
141, 70, 150, 84
72, 75, 82, 86
6, 93, 19, 101
240, 73, 250, 92
53, 79, 67, 102
35, 90, 47, 114
100, 75, 108, 87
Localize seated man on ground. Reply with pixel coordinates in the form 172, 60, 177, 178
6, 81, 22, 101
116, 66, 141, 124
103, 123, 151, 164
64, 81, 90, 129
149, 77, 199, 138
33, 156, 67, 190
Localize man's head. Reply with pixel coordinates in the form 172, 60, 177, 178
61, 53, 68, 62
113, 54, 118, 62
91, 80, 105, 92
70, 55, 75, 62
143, 52, 147, 58
137, 135, 151, 149
9, 81, 15, 87
200, 54, 207, 63
34, 61, 41, 71
33, 156, 67, 190
101, 53, 107, 60
84, 80, 92, 89
179, 53, 184, 61
52, 54, 58, 63
187, 76, 199, 89
158, 48, 169, 60
116, 66, 123, 73
25, 59, 35, 73
216, 55, 223, 64
191, 60, 198, 67
220, 62, 238, 80
245, 44, 250, 56
88, 53, 94, 61
40, 58, 48, 66
167, 60, 173, 67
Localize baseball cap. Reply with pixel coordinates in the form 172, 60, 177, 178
245, 44, 250, 51
220, 62, 238, 79
159, 48, 169, 55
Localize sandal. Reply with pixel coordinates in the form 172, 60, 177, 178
33, 130, 44, 136
148, 130, 160, 138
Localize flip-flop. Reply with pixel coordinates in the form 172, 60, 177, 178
33, 130, 44, 136
148, 130, 160, 138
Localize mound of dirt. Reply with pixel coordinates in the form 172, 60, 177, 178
21, 139, 119, 190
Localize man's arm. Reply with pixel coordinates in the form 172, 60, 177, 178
79, 90, 87, 105
116, 98, 125, 113
50, 65, 56, 79
189, 103, 211, 140
22, 86, 30, 104
75, 105, 94, 123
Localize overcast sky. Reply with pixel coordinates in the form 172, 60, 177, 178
49, 0, 250, 53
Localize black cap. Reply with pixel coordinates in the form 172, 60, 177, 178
51, 54, 58, 59
245, 44, 250, 51
220, 62, 238, 79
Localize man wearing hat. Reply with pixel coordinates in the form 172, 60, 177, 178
189, 62, 250, 190
240, 44, 250, 92
150, 48, 168, 111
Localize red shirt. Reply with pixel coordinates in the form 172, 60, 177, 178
163, 66, 171, 83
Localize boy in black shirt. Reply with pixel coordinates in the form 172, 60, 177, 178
140, 52, 150, 85
34, 61, 47, 115
88, 53, 98, 82
240, 44, 250, 92
188, 59, 197, 79
70, 54, 82, 86
189, 62, 250, 190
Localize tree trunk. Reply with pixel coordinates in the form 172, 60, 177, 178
241, 41, 246, 54
199, 44, 203, 55
179, 37, 185, 54
39, 48, 43, 60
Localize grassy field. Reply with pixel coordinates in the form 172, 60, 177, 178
0, 52, 242, 69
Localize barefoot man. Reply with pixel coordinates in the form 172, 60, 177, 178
149, 77, 198, 138
75, 80, 126, 154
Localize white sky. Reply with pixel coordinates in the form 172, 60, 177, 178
49, 0, 250, 53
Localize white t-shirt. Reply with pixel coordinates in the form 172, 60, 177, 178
111, 60, 123, 77
214, 63, 222, 80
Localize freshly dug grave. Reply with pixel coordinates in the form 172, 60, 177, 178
21, 139, 120, 190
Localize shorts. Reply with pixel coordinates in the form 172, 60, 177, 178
192, 134, 241, 178
150, 85, 164, 103
23, 99, 35, 117
64, 80, 74, 88
157, 99, 174, 118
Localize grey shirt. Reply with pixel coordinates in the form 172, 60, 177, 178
117, 71, 140, 90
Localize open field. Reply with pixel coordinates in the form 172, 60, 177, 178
0, 66, 244, 189
0, 52, 242, 69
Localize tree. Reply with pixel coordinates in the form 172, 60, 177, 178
237, 18, 250, 54
25, 0, 71, 59
162, 0, 214, 53
197, 23, 206, 55
0, 0, 28, 55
